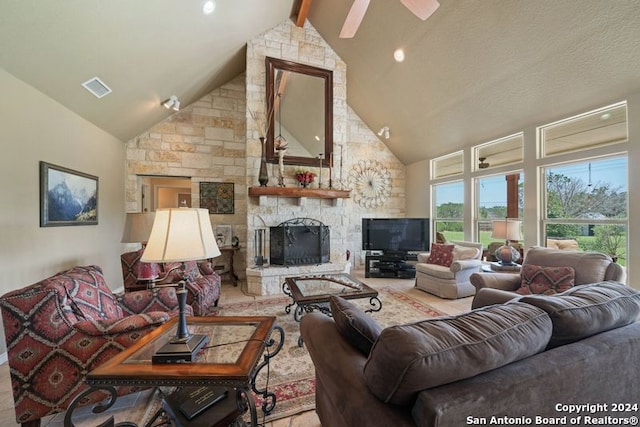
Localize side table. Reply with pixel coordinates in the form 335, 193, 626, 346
486, 262, 522, 273
213, 246, 240, 286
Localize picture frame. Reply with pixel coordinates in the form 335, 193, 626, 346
215, 225, 233, 248
40, 161, 98, 227
200, 182, 234, 214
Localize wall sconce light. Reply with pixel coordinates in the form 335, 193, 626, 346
377, 126, 390, 139
162, 95, 180, 111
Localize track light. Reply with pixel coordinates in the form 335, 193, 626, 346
377, 126, 390, 139
162, 95, 180, 111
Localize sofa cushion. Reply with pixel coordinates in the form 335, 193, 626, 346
452, 245, 480, 261
427, 243, 455, 267
330, 296, 382, 355
363, 302, 552, 405
516, 265, 575, 295
520, 281, 640, 348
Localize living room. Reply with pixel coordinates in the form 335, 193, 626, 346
1, 1, 640, 425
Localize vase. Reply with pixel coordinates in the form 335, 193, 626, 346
258, 137, 269, 187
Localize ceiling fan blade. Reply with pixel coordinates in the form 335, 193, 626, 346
400, 0, 440, 21
340, 0, 371, 38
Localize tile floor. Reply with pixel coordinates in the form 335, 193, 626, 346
0, 268, 472, 426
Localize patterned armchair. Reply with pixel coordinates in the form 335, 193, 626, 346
0, 265, 190, 427
121, 248, 221, 316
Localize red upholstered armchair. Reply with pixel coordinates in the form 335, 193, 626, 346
0, 265, 190, 427
121, 248, 221, 316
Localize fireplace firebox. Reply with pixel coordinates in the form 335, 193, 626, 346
270, 218, 330, 266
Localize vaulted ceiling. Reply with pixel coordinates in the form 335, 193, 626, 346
2, 0, 639, 165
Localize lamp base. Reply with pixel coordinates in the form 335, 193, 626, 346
152, 334, 209, 364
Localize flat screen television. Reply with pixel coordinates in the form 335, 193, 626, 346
362, 218, 430, 253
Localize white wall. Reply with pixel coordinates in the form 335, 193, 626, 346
0, 67, 127, 352
406, 93, 640, 288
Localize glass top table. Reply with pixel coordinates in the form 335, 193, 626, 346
79, 316, 284, 427
283, 273, 382, 321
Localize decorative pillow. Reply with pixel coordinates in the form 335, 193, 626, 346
330, 296, 382, 355
520, 281, 640, 348
198, 261, 215, 276
363, 302, 552, 405
516, 265, 575, 295
452, 245, 480, 261
427, 243, 455, 267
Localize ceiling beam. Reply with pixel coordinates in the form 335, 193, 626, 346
295, 0, 312, 27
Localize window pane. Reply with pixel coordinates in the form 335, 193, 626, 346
433, 181, 464, 243
474, 133, 523, 171
540, 102, 627, 158
545, 223, 627, 266
432, 151, 463, 179
545, 156, 627, 220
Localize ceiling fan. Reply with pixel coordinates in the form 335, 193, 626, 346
340, 0, 440, 38
478, 157, 490, 169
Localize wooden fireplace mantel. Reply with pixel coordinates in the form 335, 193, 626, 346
248, 186, 350, 200
248, 186, 350, 207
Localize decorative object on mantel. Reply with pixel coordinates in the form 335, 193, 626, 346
249, 105, 275, 187
348, 159, 392, 208
295, 170, 316, 188
276, 139, 288, 187
258, 136, 269, 187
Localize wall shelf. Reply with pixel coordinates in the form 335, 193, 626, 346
248, 187, 350, 206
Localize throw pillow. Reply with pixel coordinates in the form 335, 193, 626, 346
517, 265, 575, 295
427, 243, 455, 267
363, 302, 552, 405
330, 296, 382, 355
520, 281, 640, 348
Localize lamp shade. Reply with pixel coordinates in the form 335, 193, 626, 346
141, 208, 221, 263
121, 212, 156, 243
491, 219, 522, 241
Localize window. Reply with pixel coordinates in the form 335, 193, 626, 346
539, 102, 627, 158
476, 173, 524, 247
543, 156, 628, 264
432, 181, 464, 242
431, 151, 463, 180
473, 133, 523, 172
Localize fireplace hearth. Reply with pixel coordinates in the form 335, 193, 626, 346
270, 218, 330, 266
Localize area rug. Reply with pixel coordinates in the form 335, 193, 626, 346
204, 286, 444, 423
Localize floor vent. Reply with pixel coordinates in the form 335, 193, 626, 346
82, 77, 112, 98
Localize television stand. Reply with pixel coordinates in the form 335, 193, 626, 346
365, 252, 416, 279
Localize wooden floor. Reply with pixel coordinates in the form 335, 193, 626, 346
0, 268, 472, 426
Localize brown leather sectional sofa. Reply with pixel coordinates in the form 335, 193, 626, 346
301, 281, 640, 427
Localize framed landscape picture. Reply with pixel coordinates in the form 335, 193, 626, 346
200, 182, 234, 214
40, 161, 98, 227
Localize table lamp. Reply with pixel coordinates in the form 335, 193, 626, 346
121, 212, 156, 247
142, 208, 221, 363
491, 218, 522, 266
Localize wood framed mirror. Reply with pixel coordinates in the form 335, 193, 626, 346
265, 57, 333, 167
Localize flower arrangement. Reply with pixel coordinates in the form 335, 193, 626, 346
295, 170, 316, 187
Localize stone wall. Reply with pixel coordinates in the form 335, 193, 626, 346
125, 74, 249, 277
125, 19, 407, 294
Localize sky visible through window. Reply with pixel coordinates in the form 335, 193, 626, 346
436, 157, 627, 207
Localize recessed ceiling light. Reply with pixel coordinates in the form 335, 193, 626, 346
393, 49, 405, 62
202, 0, 216, 15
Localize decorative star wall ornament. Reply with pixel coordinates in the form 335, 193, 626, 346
348, 159, 392, 208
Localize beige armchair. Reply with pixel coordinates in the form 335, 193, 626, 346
415, 241, 483, 299
471, 246, 626, 309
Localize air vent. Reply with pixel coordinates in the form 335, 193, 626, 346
82, 77, 112, 98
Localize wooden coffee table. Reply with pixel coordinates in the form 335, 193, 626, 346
66, 316, 284, 427
283, 273, 382, 345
